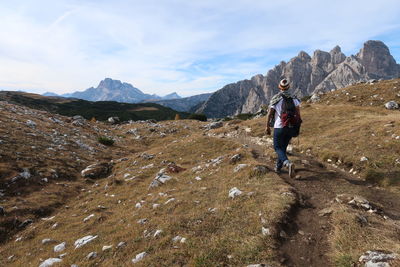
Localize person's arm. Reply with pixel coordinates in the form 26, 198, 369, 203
265, 107, 275, 135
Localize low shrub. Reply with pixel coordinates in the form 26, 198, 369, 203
188, 113, 207, 121
98, 136, 115, 146
235, 113, 254, 120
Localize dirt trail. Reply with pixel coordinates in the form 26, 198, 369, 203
239, 136, 400, 267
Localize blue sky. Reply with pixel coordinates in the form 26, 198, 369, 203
0, 0, 400, 96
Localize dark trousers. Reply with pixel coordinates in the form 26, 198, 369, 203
273, 127, 293, 169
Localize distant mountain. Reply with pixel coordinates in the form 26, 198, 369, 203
196, 40, 400, 118
162, 92, 181, 100
149, 93, 212, 112
43, 78, 182, 103
42, 92, 59, 97
64, 78, 155, 103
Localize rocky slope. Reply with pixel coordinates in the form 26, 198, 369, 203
0, 79, 400, 266
197, 40, 400, 118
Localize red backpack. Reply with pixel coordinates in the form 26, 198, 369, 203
280, 96, 302, 137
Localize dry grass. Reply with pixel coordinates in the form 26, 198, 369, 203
329, 204, 400, 266
0, 118, 295, 266
130, 107, 159, 111
240, 79, 400, 191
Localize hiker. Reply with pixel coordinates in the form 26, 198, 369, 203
265, 78, 301, 177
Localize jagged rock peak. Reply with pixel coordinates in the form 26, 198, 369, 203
330, 45, 342, 54
297, 51, 311, 61
356, 40, 398, 78
329, 45, 346, 65
98, 78, 124, 89
312, 50, 331, 65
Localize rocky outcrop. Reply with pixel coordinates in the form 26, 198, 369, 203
197, 40, 400, 118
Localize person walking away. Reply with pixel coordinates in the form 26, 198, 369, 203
265, 78, 301, 178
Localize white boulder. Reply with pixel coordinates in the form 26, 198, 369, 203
384, 101, 399, 110
74, 235, 98, 249
229, 187, 243, 198
53, 242, 66, 253
132, 252, 147, 263
39, 258, 62, 267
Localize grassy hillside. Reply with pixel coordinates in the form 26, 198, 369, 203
1, 79, 400, 267
0, 91, 189, 121
241, 78, 400, 189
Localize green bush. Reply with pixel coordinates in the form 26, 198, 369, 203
98, 136, 115, 146
188, 113, 207, 121
235, 113, 254, 120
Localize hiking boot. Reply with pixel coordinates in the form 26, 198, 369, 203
274, 166, 281, 174
287, 162, 295, 178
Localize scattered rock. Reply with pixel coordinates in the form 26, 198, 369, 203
140, 153, 154, 160
310, 94, 321, 103
83, 214, 95, 222
102, 245, 113, 251
117, 241, 126, 249
19, 169, 31, 179
54, 242, 66, 253
18, 219, 33, 229
71, 115, 86, 126
164, 198, 175, 205
149, 173, 173, 188
126, 128, 139, 135
81, 162, 113, 179
233, 164, 248, 173
359, 250, 398, 266
39, 258, 62, 267
360, 156, 369, 162
318, 208, 333, 217
167, 163, 186, 173
229, 187, 243, 199
261, 227, 271, 236
107, 116, 120, 124
247, 264, 271, 267
194, 176, 202, 181
86, 251, 97, 260
42, 238, 56, 245
250, 165, 268, 177
132, 252, 147, 263
384, 101, 399, 110
74, 235, 98, 249
137, 218, 148, 225
279, 230, 288, 239
230, 154, 242, 164
205, 121, 223, 130
153, 229, 163, 238
26, 120, 36, 128
172, 236, 186, 243
348, 196, 373, 210
209, 156, 224, 166
356, 214, 368, 226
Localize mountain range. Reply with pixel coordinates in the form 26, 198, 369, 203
195, 40, 400, 117
43, 78, 182, 103
42, 40, 399, 118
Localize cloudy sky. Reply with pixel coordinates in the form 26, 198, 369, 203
1, 0, 399, 96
